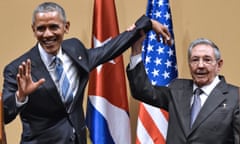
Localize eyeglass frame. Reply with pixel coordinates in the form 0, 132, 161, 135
189, 56, 219, 66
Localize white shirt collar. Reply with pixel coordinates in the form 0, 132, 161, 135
38, 43, 63, 69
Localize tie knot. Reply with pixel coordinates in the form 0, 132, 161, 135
55, 57, 62, 65
194, 88, 203, 96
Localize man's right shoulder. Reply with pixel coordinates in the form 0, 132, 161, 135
169, 78, 193, 89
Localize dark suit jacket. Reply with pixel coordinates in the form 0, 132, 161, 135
2, 15, 152, 144
127, 62, 240, 144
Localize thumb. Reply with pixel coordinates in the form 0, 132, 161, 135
34, 78, 45, 88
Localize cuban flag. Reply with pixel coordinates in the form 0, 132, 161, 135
136, 0, 178, 143
86, 0, 131, 144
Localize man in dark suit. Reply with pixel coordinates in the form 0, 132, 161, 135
127, 37, 240, 143
2, 2, 171, 144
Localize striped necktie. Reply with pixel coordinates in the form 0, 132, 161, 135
55, 57, 73, 109
190, 88, 203, 127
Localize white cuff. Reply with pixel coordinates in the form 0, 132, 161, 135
129, 54, 142, 70
15, 93, 29, 107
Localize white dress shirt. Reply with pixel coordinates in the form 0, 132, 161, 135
192, 76, 220, 107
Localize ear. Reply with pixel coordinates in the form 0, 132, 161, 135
64, 21, 70, 34
31, 24, 37, 38
217, 59, 223, 72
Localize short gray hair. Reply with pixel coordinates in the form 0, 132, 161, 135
188, 38, 221, 61
32, 2, 67, 24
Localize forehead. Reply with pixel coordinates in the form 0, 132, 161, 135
37, 11, 59, 17
191, 44, 215, 57
33, 11, 63, 24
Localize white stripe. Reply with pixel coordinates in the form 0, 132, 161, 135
144, 103, 168, 139
89, 95, 131, 144
136, 118, 154, 144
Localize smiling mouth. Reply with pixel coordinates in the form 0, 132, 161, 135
43, 39, 56, 44
195, 73, 208, 78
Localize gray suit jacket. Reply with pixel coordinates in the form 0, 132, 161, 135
3, 15, 152, 144
127, 61, 240, 144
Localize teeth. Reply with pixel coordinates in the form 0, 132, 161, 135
43, 39, 56, 45
45, 41, 54, 44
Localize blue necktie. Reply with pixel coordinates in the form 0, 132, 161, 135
55, 57, 73, 109
191, 88, 202, 127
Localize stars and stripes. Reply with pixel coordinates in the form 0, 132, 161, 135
136, 0, 177, 143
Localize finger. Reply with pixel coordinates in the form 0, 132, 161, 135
161, 29, 171, 43
163, 35, 172, 46
163, 28, 171, 40
127, 24, 136, 31
21, 61, 27, 76
16, 74, 21, 87
18, 65, 23, 77
26, 59, 31, 77
167, 38, 174, 46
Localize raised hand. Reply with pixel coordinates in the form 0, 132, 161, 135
130, 19, 172, 56
16, 59, 45, 102
151, 19, 172, 46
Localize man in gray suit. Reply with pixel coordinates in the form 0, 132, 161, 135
127, 37, 240, 143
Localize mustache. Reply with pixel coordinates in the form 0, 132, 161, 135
195, 69, 208, 74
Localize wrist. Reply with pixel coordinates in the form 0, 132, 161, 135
16, 91, 26, 102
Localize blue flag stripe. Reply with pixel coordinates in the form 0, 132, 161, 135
86, 99, 115, 144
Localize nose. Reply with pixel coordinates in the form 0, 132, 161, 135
197, 60, 205, 67
43, 28, 54, 37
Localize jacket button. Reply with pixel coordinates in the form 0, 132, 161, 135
70, 134, 76, 141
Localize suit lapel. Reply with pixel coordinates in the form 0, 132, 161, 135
62, 39, 89, 73
190, 79, 227, 132
173, 84, 193, 136
29, 47, 64, 107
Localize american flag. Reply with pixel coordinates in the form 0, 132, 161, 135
136, 0, 177, 143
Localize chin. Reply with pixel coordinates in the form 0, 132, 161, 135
196, 81, 208, 87
44, 46, 59, 54
194, 78, 207, 85
44, 49, 57, 55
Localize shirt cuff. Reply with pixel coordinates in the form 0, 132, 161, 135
129, 54, 142, 70
15, 93, 28, 107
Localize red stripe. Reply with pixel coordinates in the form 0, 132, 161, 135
160, 109, 169, 121
136, 136, 140, 144
138, 103, 165, 144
